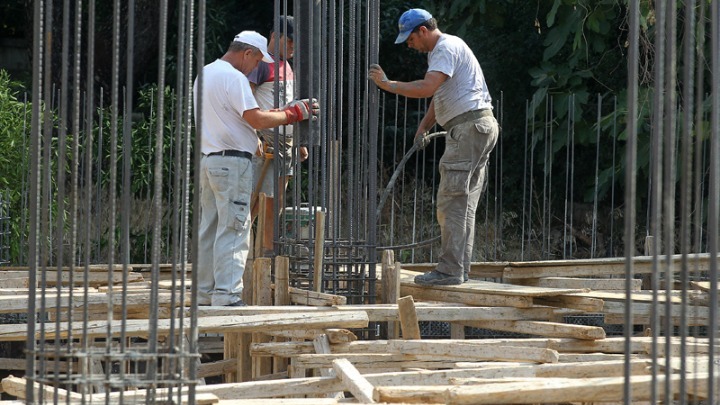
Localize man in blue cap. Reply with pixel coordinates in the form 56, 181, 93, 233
368, 9, 499, 286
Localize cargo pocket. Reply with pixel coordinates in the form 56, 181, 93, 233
439, 160, 473, 196
228, 199, 250, 232
474, 120, 495, 135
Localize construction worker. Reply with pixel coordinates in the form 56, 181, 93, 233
368, 9, 499, 285
194, 30, 318, 306
247, 15, 308, 256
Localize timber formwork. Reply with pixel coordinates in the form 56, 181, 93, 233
1, 253, 718, 404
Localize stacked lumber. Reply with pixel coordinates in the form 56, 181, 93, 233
502, 253, 717, 327
0, 254, 717, 404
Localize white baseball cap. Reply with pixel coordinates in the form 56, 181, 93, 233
233, 31, 273, 63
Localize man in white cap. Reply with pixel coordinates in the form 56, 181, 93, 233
194, 30, 318, 306
368, 9, 499, 286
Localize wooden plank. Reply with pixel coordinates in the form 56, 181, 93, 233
0, 277, 29, 289
332, 358, 376, 403
194, 303, 553, 322
385, 340, 558, 363
313, 335, 345, 400
381, 251, 399, 339
252, 258, 273, 379
396, 296, 421, 340
288, 287, 347, 306
504, 253, 715, 278
373, 373, 711, 404
533, 295, 604, 312
199, 359, 237, 379
0, 264, 129, 272
313, 210, 326, 292
0, 270, 143, 287
691, 280, 711, 292
401, 269, 587, 296
516, 277, 641, 291
400, 262, 507, 279
224, 333, 240, 382
459, 320, 606, 340
1, 376, 83, 401
292, 353, 485, 372
398, 284, 534, 308
0, 292, 186, 314
0, 311, 369, 341
557, 353, 627, 362
602, 301, 710, 325
262, 328, 358, 343
273, 256, 291, 374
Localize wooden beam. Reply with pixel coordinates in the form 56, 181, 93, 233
0, 270, 143, 287
313, 210, 326, 292
288, 287, 347, 306
459, 320, 606, 340
397, 296, 421, 339
0, 292, 186, 315
400, 262, 508, 279
401, 269, 588, 296
602, 301, 710, 325
252, 258, 273, 379
262, 329, 358, 343
195, 303, 553, 323
503, 253, 715, 279
1, 376, 82, 401
385, 340, 558, 363
198, 359, 237, 379
373, 373, 712, 404
398, 284, 534, 308
0, 277, 29, 289
273, 256, 291, 374
515, 277, 641, 291
0, 311, 369, 341
533, 295, 604, 312
332, 359, 376, 403
381, 251, 399, 339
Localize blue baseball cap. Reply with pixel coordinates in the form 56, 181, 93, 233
394, 9, 432, 44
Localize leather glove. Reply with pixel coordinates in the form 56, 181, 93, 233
283, 98, 319, 124
415, 131, 431, 150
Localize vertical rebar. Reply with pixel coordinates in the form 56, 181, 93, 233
624, 1, 639, 403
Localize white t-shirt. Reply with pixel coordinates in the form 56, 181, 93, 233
427, 34, 493, 126
193, 59, 260, 155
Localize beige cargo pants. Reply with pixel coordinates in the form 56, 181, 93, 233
435, 115, 499, 278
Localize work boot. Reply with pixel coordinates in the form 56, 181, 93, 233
225, 299, 247, 307
414, 270, 463, 286
464, 272, 469, 282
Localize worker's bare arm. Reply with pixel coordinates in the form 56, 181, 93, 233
243, 108, 288, 130
368, 64, 447, 98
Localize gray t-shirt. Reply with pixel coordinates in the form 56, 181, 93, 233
427, 34, 493, 126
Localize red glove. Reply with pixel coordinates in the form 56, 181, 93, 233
283, 98, 319, 124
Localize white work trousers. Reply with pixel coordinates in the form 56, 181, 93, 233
197, 154, 252, 306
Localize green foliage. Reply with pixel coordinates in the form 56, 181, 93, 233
0, 70, 30, 263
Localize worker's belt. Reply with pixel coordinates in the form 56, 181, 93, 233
206, 150, 253, 159
443, 108, 493, 131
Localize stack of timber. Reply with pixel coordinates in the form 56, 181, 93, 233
0, 255, 717, 403
502, 253, 717, 327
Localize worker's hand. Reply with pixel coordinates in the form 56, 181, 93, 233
367, 64, 388, 86
414, 131, 431, 150
299, 146, 309, 162
284, 98, 320, 124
